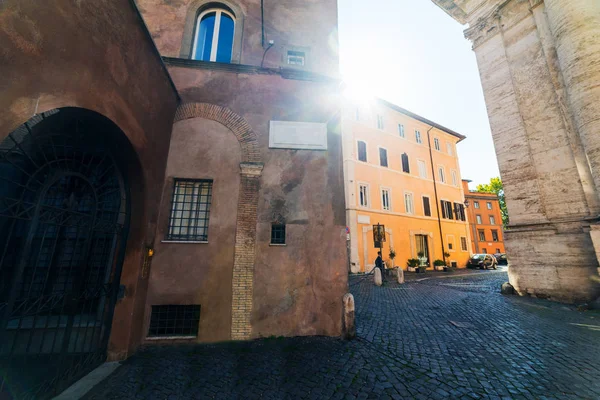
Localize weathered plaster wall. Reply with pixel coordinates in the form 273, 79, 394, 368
0, 0, 179, 358
147, 119, 241, 342
432, 0, 600, 302
165, 65, 348, 338
137, 0, 339, 76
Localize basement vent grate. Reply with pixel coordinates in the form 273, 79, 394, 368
148, 305, 201, 338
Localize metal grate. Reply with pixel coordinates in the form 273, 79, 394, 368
271, 224, 286, 244
166, 179, 213, 241
148, 305, 201, 337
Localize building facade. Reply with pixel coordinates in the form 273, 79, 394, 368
432, 0, 600, 303
463, 180, 506, 255
0, 0, 347, 397
343, 99, 472, 272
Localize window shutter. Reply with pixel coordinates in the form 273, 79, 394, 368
441, 200, 446, 218
423, 197, 431, 217
402, 153, 410, 173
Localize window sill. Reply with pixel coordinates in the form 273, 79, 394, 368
161, 240, 209, 244
146, 336, 197, 341
269, 243, 287, 247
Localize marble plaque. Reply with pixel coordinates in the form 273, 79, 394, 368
357, 215, 371, 224
269, 120, 328, 150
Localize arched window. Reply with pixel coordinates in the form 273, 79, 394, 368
192, 8, 235, 63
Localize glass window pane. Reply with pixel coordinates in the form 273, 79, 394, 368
194, 12, 216, 61
216, 13, 234, 63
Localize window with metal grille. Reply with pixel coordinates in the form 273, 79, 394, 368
401, 153, 410, 173
461, 237, 468, 251
167, 179, 213, 241
148, 305, 201, 337
357, 141, 367, 162
271, 224, 286, 244
379, 148, 388, 167
423, 196, 431, 217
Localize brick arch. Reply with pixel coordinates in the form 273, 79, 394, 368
174, 102, 261, 163
174, 102, 262, 340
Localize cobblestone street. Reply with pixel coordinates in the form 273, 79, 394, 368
84, 270, 600, 399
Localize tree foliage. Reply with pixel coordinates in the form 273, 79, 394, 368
476, 177, 509, 227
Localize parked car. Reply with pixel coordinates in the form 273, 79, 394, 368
493, 253, 508, 266
467, 254, 497, 269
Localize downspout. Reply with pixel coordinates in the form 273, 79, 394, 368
427, 126, 446, 266
261, 0, 265, 48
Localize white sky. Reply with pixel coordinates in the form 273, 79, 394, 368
338, 0, 500, 188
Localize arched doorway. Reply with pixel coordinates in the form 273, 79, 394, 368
0, 108, 131, 399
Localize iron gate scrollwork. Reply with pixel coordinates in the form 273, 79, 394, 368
0, 110, 130, 399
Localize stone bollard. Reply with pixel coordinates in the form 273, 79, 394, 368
397, 267, 404, 284
341, 293, 356, 340
374, 268, 382, 286
501, 282, 515, 295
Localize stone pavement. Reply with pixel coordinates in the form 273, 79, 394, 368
83, 270, 600, 399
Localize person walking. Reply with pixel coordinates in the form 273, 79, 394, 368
375, 251, 385, 281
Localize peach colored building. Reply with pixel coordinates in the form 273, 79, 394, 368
343, 99, 472, 272
463, 180, 506, 255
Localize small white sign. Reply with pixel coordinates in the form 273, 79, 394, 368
269, 120, 328, 150
357, 215, 371, 224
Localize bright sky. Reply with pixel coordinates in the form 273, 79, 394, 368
338, 0, 500, 188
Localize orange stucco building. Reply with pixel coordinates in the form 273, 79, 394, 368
343, 99, 472, 272
462, 180, 506, 255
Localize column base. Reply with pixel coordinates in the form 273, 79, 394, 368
505, 221, 600, 303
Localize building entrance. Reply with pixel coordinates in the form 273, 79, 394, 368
0, 109, 130, 399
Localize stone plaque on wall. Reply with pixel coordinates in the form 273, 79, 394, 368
357, 215, 370, 224
269, 120, 328, 150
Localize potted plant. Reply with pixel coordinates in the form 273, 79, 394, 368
388, 249, 397, 277
407, 258, 420, 272
433, 259, 446, 271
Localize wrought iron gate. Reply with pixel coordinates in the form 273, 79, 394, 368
0, 110, 129, 399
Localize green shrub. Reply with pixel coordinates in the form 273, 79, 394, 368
407, 258, 420, 268
433, 259, 446, 267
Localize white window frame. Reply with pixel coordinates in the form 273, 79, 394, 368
487, 202, 493, 210
192, 8, 236, 62
474, 201, 480, 209
417, 159, 427, 179
434, 137, 440, 151
376, 114, 384, 130
446, 142, 454, 156
476, 215, 482, 224
398, 123, 405, 138
415, 129, 422, 144
460, 236, 468, 252
451, 170, 458, 186
490, 216, 496, 225
357, 140, 368, 162
446, 234, 456, 252
422, 195, 432, 217
404, 191, 414, 215
381, 187, 391, 211
358, 183, 369, 208
438, 166, 446, 183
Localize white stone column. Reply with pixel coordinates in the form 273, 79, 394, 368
544, 0, 600, 194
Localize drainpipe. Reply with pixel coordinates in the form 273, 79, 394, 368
427, 126, 446, 266
261, 0, 265, 48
